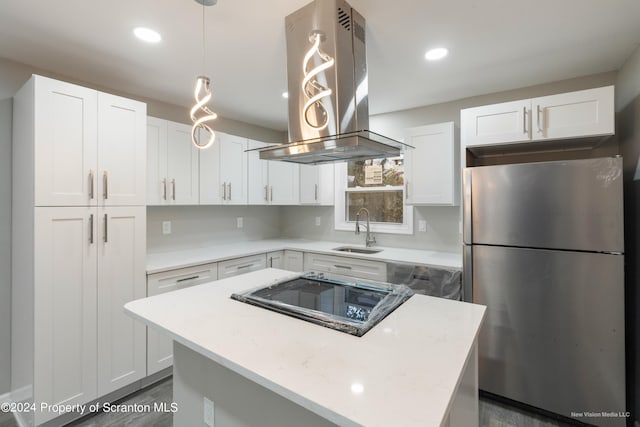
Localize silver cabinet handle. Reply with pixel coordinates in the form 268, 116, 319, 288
269, 257, 273, 267
177, 275, 200, 283
264, 185, 269, 201
103, 171, 108, 200
89, 170, 95, 200
103, 213, 108, 243
89, 214, 94, 244
536, 105, 543, 133
314, 184, 318, 201
405, 180, 409, 200
162, 179, 167, 201
237, 263, 253, 270
228, 183, 232, 200
334, 264, 352, 270
523, 106, 528, 134
171, 179, 176, 201
222, 182, 227, 200
269, 185, 273, 202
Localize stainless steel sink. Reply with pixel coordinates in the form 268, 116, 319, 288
333, 246, 383, 254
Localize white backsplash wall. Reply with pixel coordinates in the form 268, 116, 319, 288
280, 206, 462, 253
147, 205, 283, 253
0, 97, 12, 396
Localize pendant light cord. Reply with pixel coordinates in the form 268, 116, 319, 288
201, 1, 206, 73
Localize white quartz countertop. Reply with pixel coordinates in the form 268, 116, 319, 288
125, 269, 485, 427
146, 238, 462, 274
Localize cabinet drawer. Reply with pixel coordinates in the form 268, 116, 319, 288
303, 253, 387, 282
218, 254, 267, 279
147, 262, 218, 296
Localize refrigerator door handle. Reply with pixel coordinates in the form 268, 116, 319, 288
463, 245, 473, 303
463, 169, 472, 243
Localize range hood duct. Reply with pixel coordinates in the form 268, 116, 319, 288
257, 0, 411, 165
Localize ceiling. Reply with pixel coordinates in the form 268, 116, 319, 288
0, 0, 639, 131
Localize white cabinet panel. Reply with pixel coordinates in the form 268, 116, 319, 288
247, 140, 270, 204
98, 93, 146, 206
247, 139, 299, 205
146, 117, 168, 205
34, 77, 98, 207
284, 250, 304, 272
97, 206, 146, 395
267, 251, 285, 269
303, 253, 387, 282
300, 164, 334, 205
461, 100, 530, 148
167, 121, 199, 205
218, 254, 267, 279
531, 86, 614, 141
33, 207, 97, 425
200, 132, 248, 204
404, 122, 458, 206
146, 263, 218, 375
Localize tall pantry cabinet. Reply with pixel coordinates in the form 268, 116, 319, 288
11, 75, 147, 426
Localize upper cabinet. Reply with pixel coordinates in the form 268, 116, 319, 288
404, 122, 459, 206
146, 117, 199, 205
30, 76, 145, 207
461, 86, 614, 149
247, 140, 300, 205
300, 164, 335, 205
200, 132, 248, 205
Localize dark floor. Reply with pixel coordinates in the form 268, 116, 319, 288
0, 378, 578, 427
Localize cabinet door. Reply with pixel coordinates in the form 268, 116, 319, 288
405, 122, 458, 206
218, 254, 267, 279
266, 251, 285, 268
34, 207, 97, 425
300, 164, 335, 205
531, 86, 614, 141
461, 99, 530, 147
146, 263, 218, 375
198, 134, 222, 204
283, 250, 304, 272
97, 93, 146, 206
97, 206, 146, 395
167, 121, 199, 205
268, 161, 300, 205
146, 117, 168, 205
247, 140, 270, 204
34, 76, 98, 207
220, 134, 248, 204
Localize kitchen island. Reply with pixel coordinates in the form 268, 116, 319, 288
125, 269, 485, 427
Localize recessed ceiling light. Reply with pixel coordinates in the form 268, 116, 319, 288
425, 47, 448, 61
133, 27, 162, 44
282, 91, 289, 99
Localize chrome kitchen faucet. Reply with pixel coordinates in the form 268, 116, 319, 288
355, 208, 376, 247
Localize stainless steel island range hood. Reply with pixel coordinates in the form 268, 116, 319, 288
257, 0, 411, 164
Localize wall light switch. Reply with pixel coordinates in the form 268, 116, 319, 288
203, 397, 214, 427
315, 216, 321, 226
237, 217, 243, 228
162, 221, 171, 235
418, 220, 427, 232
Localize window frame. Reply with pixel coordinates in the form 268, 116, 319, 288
333, 162, 414, 235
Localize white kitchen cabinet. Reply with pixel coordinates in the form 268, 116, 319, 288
284, 250, 304, 272
404, 122, 459, 206
200, 132, 248, 204
461, 86, 614, 150
267, 250, 285, 268
299, 164, 335, 205
247, 140, 300, 205
33, 207, 98, 425
97, 206, 147, 395
12, 75, 148, 426
147, 263, 218, 375
218, 254, 267, 279
146, 117, 199, 205
97, 93, 146, 206
303, 252, 387, 282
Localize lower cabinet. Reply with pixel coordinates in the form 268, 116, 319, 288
218, 254, 267, 279
146, 263, 218, 376
303, 252, 387, 282
284, 250, 304, 272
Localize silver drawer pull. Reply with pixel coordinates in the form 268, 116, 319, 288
177, 275, 200, 283
103, 171, 109, 200
334, 264, 352, 270
103, 213, 108, 243
237, 264, 253, 269
89, 170, 95, 200
89, 214, 94, 244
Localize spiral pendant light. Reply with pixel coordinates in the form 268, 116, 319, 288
191, 0, 218, 150
302, 31, 334, 131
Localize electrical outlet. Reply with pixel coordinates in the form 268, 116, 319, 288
418, 220, 427, 232
203, 397, 214, 427
315, 216, 321, 226
237, 217, 243, 228
162, 221, 171, 235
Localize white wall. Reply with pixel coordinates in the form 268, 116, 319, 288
0, 98, 12, 396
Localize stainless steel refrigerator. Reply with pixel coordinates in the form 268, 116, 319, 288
463, 157, 627, 427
